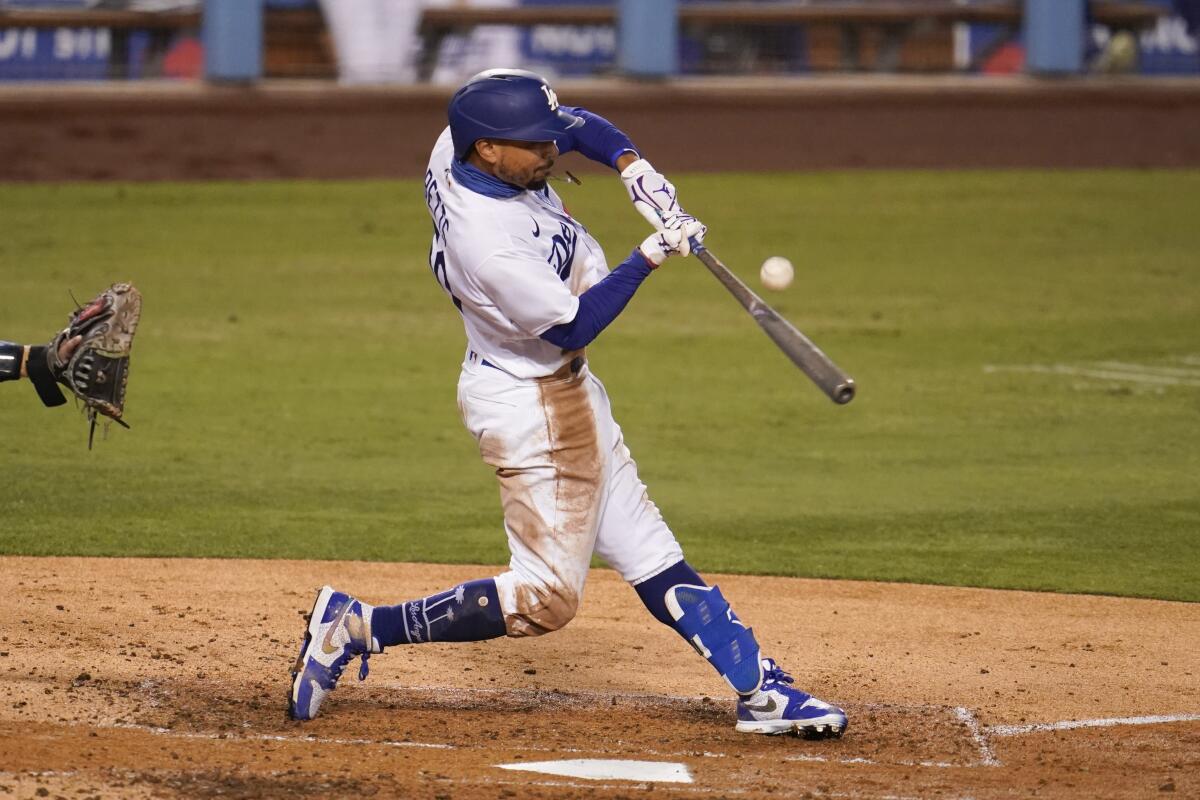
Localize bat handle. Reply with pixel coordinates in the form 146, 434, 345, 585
689, 236, 707, 256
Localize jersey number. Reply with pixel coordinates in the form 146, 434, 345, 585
430, 248, 463, 312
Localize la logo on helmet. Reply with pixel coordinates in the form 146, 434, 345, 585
540, 84, 559, 111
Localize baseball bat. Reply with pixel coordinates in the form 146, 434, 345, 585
690, 240, 856, 405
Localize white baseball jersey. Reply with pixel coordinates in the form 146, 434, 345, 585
423, 127, 609, 379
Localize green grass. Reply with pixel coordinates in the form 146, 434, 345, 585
2, 171, 1198, 601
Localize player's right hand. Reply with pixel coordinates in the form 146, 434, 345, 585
638, 219, 706, 267
621, 158, 707, 237
621, 158, 678, 230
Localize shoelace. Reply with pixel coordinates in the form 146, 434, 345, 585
323, 647, 370, 684
318, 604, 372, 684
762, 660, 795, 687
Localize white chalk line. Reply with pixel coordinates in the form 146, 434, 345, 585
1094, 361, 1200, 378
989, 713, 1200, 737
954, 707, 1001, 768
65, 719, 836, 764
983, 363, 1200, 387
784, 753, 959, 769
68, 718, 711, 759
61, 720, 453, 750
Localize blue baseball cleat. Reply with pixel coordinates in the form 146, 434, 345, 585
288, 586, 377, 721
735, 658, 848, 738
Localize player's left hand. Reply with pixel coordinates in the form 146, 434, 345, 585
620, 158, 705, 238
638, 219, 707, 267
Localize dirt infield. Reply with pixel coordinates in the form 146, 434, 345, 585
1, 557, 1196, 799
2, 76, 1200, 181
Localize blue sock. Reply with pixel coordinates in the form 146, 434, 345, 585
372, 578, 506, 646
635, 560, 707, 628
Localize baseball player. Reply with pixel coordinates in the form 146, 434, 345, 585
290, 69, 848, 739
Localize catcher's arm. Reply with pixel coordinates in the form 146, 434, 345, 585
0, 336, 80, 406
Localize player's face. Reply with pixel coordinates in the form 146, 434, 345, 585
485, 139, 558, 190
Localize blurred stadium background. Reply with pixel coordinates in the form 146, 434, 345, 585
0, 0, 1197, 82
1, 0, 1198, 182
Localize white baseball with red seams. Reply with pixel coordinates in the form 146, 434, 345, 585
759, 256, 794, 291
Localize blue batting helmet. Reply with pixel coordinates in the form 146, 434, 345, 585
448, 68, 583, 160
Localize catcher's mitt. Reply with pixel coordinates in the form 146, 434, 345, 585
27, 283, 142, 448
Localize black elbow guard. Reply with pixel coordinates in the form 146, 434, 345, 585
25, 344, 68, 407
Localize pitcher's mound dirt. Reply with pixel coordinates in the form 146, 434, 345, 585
1, 557, 1196, 799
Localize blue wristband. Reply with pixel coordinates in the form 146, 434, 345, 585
541, 250, 652, 350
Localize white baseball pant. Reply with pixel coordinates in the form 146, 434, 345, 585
457, 352, 685, 637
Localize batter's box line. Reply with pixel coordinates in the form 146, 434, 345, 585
55, 720, 454, 750
983, 362, 1200, 387
50, 718, 729, 760
987, 712, 1200, 737
954, 707, 1000, 768
784, 754, 960, 770
53, 719, 762, 763
963, 710, 1200, 771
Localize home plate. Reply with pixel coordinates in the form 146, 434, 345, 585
497, 758, 694, 783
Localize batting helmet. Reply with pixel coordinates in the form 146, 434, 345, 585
448, 68, 583, 160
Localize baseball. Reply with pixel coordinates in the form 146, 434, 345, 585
759, 256, 794, 291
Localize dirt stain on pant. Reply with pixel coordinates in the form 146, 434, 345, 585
495, 357, 602, 637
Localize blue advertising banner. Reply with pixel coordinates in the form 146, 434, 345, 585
0, 0, 108, 80
1129, 0, 1199, 73
520, 0, 616, 76
0, 27, 110, 80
